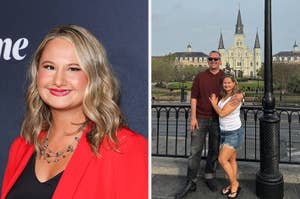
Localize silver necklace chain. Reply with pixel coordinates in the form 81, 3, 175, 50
40, 122, 87, 164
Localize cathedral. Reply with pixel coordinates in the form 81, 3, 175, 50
218, 9, 262, 78
172, 8, 262, 78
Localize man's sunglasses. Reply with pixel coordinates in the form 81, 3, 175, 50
208, 57, 220, 61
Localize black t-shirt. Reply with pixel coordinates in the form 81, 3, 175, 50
6, 153, 63, 199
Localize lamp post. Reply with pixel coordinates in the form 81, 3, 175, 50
279, 80, 283, 103
255, 0, 284, 198
256, 78, 259, 95
180, 75, 186, 103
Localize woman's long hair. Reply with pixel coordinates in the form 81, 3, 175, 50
21, 25, 126, 154
219, 73, 242, 98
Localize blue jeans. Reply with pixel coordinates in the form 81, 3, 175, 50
220, 127, 244, 150
187, 117, 220, 182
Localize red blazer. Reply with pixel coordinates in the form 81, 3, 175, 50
1, 126, 148, 199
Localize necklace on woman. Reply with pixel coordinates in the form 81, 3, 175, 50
40, 121, 87, 164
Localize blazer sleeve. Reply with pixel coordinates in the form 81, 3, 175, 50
116, 133, 148, 199
1, 137, 26, 197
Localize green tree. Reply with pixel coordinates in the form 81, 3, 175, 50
257, 63, 264, 78
287, 74, 300, 93
273, 63, 300, 92
152, 54, 176, 83
176, 65, 206, 81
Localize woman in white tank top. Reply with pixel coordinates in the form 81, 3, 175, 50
209, 74, 244, 199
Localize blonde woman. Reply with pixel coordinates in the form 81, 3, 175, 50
1, 25, 147, 199
209, 74, 244, 199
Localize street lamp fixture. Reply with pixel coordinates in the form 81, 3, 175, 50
255, 0, 284, 198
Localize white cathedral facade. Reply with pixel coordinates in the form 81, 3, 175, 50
218, 9, 262, 78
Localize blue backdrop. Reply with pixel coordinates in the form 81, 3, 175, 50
0, 0, 148, 188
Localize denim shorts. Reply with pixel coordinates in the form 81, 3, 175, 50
220, 127, 244, 150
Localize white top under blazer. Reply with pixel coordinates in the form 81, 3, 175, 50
217, 96, 242, 131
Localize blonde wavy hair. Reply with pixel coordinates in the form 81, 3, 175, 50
21, 25, 126, 153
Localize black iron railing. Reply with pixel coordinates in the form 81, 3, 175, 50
152, 104, 300, 164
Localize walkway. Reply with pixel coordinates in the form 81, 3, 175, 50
152, 157, 300, 199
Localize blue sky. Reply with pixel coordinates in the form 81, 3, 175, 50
152, 0, 300, 56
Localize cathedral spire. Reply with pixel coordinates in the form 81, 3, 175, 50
293, 40, 298, 48
254, 31, 260, 48
235, 8, 244, 34
218, 32, 224, 49
293, 41, 299, 52
187, 43, 192, 52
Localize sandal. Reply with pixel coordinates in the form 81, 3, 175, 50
221, 185, 231, 195
227, 186, 241, 199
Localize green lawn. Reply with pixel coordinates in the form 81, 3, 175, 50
152, 80, 300, 106
155, 80, 264, 91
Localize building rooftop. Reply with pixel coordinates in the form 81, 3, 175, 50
173, 52, 208, 57
273, 51, 300, 57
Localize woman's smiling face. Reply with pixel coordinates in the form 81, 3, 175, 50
37, 37, 88, 112
223, 77, 236, 94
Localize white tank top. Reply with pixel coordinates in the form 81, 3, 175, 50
218, 96, 242, 131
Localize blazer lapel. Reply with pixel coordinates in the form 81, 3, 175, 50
52, 125, 94, 199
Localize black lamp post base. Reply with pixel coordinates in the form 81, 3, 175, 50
256, 172, 284, 199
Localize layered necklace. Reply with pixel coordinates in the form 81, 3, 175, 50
40, 121, 88, 164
